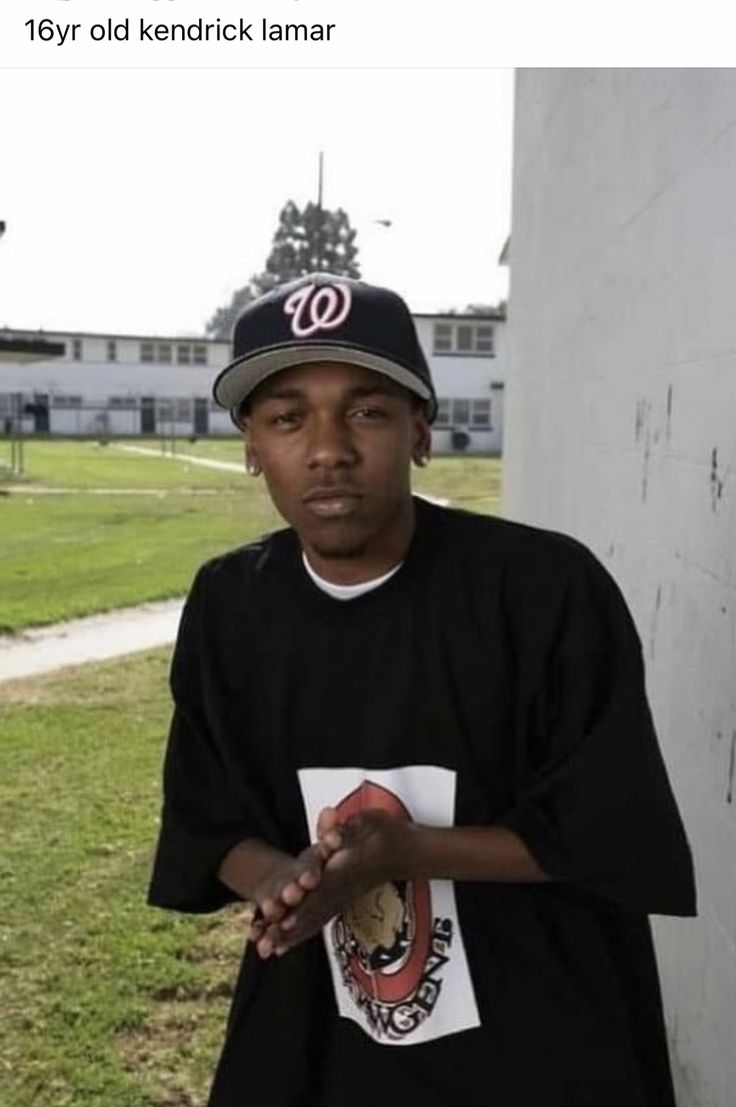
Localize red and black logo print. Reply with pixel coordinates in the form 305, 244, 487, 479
329, 780, 453, 1041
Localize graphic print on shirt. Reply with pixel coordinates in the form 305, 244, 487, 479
297, 766, 481, 1046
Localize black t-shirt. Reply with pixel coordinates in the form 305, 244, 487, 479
147, 494, 696, 1107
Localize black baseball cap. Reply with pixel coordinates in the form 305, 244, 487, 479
212, 273, 438, 425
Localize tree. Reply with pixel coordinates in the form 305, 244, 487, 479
206, 200, 361, 339
205, 282, 260, 343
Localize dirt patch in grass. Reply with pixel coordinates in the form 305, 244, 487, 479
117, 907, 252, 1107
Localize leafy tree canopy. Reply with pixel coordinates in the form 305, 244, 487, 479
206, 200, 361, 339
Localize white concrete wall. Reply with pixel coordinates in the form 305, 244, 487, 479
504, 69, 736, 1107
0, 360, 217, 401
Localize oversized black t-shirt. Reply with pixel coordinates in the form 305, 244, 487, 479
147, 494, 696, 1107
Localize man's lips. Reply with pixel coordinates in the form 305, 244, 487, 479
302, 489, 363, 517
303, 488, 362, 503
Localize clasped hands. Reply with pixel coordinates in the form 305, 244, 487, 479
248, 806, 416, 960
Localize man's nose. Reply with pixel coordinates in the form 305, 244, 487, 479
306, 414, 358, 467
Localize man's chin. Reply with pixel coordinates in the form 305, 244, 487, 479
300, 517, 368, 560
309, 537, 368, 560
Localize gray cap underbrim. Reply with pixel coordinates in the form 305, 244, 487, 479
213, 344, 434, 413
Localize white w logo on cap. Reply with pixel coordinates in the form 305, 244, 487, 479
284, 282, 352, 338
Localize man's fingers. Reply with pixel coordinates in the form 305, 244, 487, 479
256, 920, 287, 959
316, 806, 339, 837
279, 881, 306, 907
260, 897, 288, 922
319, 828, 343, 854
249, 918, 266, 943
298, 867, 321, 890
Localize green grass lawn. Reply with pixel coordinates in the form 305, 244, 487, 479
1, 439, 502, 632
2, 440, 248, 490
0, 649, 247, 1107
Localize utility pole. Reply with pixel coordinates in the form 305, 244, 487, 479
315, 151, 324, 271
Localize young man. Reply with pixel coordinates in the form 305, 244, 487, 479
147, 273, 696, 1107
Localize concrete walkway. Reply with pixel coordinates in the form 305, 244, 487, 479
114, 445, 451, 507
115, 443, 246, 473
0, 599, 184, 684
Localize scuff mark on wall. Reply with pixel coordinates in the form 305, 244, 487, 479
710, 447, 724, 512
727, 731, 735, 805
635, 397, 653, 503
642, 424, 651, 503
635, 397, 647, 443
666, 383, 673, 443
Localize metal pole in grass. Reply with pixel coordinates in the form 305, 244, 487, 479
11, 392, 24, 476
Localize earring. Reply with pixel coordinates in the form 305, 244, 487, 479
246, 460, 261, 476
414, 455, 429, 467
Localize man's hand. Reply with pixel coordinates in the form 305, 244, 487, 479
247, 842, 325, 951
254, 807, 417, 959
249, 809, 552, 959
248, 809, 347, 954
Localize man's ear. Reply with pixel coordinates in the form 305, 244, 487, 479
244, 441, 261, 477
412, 414, 432, 463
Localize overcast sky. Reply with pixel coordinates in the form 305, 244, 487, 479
0, 68, 513, 338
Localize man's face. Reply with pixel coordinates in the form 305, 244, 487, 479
243, 361, 431, 564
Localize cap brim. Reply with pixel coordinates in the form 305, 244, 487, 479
213, 343, 434, 414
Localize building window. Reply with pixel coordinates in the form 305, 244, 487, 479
456, 324, 473, 353
432, 321, 495, 356
109, 395, 138, 410
139, 339, 208, 365
174, 398, 192, 421
436, 397, 488, 426
471, 399, 492, 427
432, 324, 452, 353
51, 394, 82, 408
107, 340, 117, 362
71, 338, 82, 361
157, 398, 174, 421
435, 397, 451, 427
475, 325, 494, 354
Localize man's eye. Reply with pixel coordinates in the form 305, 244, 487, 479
352, 407, 386, 419
273, 411, 301, 426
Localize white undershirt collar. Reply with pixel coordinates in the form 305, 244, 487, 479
301, 551, 404, 601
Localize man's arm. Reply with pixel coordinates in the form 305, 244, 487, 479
217, 836, 335, 930
218, 839, 295, 901
409, 822, 552, 884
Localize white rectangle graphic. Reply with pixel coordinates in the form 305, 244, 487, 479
297, 765, 481, 1046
